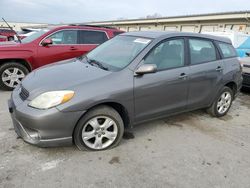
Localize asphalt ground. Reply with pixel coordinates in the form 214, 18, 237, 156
1, 90, 250, 188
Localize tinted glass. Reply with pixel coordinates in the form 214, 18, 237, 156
48, 30, 77, 44
79, 30, 108, 44
218, 42, 237, 58
144, 39, 185, 70
86, 36, 151, 71
189, 39, 216, 64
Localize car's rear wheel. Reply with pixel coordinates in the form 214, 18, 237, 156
207, 86, 233, 117
0, 63, 29, 90
74, 105, 124, 151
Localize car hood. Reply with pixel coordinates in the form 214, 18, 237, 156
22, 58, 112, 98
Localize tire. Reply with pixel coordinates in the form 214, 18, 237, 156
74, 105, 124, 151
207, 86, 233, 117
8, 36, 14, 41
0, 62, 29, 91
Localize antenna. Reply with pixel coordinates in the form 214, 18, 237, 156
2, 18, 22, 43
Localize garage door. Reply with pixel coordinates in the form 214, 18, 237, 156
140, 26, 159, 31
128, 27, 139, 31
119, 27, 128, 32
181, 25, 195, 32
201, 25, 218, 32
164, 26, 177, 31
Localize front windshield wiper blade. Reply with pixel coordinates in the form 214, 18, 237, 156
85, 56, 109, 71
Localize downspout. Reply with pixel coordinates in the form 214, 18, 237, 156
245, 13, 250, 22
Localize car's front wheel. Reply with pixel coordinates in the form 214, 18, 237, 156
74, 105, 124, 151
0, 63, 29, 91
207, 86, 233, 117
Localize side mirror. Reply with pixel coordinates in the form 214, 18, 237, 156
246, 52, 250, 57
41, 38, 53, 46
135, 64, 157, 75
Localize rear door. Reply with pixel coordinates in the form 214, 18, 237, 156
77, 30, 109, 55
134, 38, 190, 122
187, 38, 224, 109
37, 29, 81, 66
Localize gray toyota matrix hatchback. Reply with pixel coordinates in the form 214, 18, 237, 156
8, 31, 242, 151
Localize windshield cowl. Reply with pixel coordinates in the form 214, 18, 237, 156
84, 56, 109, 71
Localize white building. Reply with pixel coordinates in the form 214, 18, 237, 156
87, 11, 250, 34
0, 21, 48, 31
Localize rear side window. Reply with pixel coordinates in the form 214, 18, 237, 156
189, 39, 217, 65
79, 30, 108, 44
218, 42, 237, 58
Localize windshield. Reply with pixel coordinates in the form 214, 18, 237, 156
86, 35, 151, 71
21, 29, 50, 43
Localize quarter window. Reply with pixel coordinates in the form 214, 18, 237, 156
189, 39, 217, 64
47, 30, 77, 45
144, 39, 185, 70
79, 30, 108, 44
218, 42, 237, 58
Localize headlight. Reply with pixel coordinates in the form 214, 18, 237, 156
29, 90, 74, 109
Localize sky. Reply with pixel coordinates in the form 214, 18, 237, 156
0, 0, 250, 24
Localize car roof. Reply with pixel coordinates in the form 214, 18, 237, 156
46, 25, 121, 32
121, 31, 232, 44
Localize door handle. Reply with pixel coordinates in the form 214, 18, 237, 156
179, 73, 188, 79
70, 47, 77, 51
216, 66, 223, 72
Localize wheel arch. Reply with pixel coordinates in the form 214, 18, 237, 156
87, 102, 130, 128
73, 101, 131, 136
0, 59, 32, 72
224, 81, 237, 98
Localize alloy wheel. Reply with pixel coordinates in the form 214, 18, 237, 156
81, 116, 118, 150
1, 67, 25, 88
217, 91, 232, 114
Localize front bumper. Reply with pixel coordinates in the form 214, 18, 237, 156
242, 73, 250, 88
8, 89, 85, 147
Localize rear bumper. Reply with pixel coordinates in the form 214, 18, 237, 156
8, 91, 85, 147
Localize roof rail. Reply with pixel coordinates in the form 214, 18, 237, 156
68, 24, 116, 29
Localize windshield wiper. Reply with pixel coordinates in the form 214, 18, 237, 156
85, 56, 109, 71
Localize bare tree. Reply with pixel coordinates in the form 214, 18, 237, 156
146, 13, 162, 19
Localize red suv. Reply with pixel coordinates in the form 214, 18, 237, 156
0, 25, 123, 90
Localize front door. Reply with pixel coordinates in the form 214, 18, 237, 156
134, 38, 189, 122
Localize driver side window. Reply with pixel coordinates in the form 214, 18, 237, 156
144, 39, 185, 70
46, 30, 77, 45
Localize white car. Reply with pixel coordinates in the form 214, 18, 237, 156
15, 28, 41, 40
240, 52, 250, 88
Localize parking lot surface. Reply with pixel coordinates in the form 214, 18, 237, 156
0, 90, 250, 188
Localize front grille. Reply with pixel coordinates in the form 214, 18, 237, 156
19, 86, 29, 101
